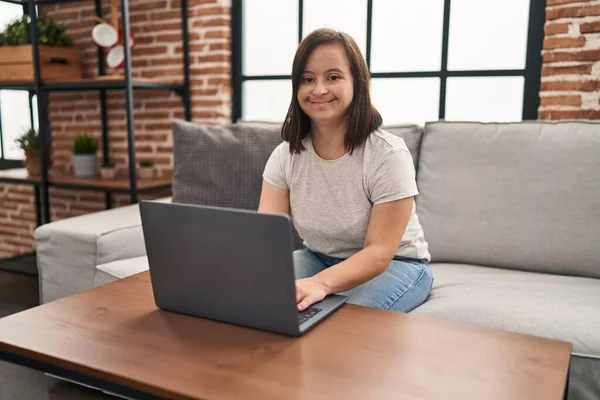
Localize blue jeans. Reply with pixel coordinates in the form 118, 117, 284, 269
293, 249, 434, 313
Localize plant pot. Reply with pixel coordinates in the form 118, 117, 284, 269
73, 154, 97, 177
138, 166, 153, 180
100, 166, 117, 180
24, 148, 41, 176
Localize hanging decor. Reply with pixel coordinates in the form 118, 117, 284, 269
91, 0, 135, 73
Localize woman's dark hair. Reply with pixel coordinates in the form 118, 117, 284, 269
281, 28, 382, 154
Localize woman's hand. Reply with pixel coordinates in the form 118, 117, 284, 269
295, 277, 330, 311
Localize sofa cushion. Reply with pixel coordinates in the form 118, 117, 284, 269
172, 120, 282, 211
416, 121, 600, 278
412, 263, 600, 359
172, 120, 306, 249
93, 256, 149, 287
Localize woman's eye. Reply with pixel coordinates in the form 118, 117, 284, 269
301, 77, 313, 83
328, 75, 340, 81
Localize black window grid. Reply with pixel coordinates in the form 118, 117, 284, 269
231, 0, 546, 123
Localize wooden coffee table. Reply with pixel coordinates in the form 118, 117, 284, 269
0, 272, 571, 400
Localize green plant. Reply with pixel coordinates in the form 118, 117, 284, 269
15, 127, 52, 149
101, 161, 116, 168
139, 160, 154, 167
0, 15, 73, 47
15, 128, 40, 150
73, 132, 99, 154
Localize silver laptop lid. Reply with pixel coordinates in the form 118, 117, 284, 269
139, 200, 301, 335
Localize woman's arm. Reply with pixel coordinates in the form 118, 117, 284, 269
296, 197, 413, 310
258, 179, 290, 215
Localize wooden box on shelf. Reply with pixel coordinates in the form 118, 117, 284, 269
0, 45, 82, 83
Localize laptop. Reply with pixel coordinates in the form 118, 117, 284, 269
139, 200, 347, 336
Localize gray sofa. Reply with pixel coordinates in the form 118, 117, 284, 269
34, 120, 600, 400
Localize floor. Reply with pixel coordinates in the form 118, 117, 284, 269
0, 256, 114, 400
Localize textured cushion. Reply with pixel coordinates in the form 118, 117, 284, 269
413, 263, 600, 358
417, 121, 600, 278
93, 256, 149, 287
569, 355, 600, 400
172, 120, 282, 210
172, 120, 304, 249
413, 262, 600, 400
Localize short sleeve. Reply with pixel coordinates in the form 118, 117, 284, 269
262, 142, 290, 190
369, 148, 419, 205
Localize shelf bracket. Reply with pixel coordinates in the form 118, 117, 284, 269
172, 87, 186, 98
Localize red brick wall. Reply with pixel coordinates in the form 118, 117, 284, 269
0, 186, 37, 256
0, 0, 231, 258
539, 0, 600, 119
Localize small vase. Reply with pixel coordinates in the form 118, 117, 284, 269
73, 154, 97, 177
24, 148, 41, 177
138, 166, 153, 180
100, 166, 117, 180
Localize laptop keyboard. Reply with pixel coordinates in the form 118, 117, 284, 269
298, 306, 322, 324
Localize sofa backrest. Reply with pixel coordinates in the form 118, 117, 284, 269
416, 121, 600, 279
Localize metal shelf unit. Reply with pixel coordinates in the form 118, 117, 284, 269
0, 0, 192, 225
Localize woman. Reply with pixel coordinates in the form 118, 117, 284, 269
259, 28, 432, 313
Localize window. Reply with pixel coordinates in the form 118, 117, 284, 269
0, 2, 38, 169
0, 2, 22, 29
302, 0, 368, 57
1, 91, 37, 160
232, 0, 544, 126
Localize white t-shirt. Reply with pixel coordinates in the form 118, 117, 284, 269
263, 129, 431, 261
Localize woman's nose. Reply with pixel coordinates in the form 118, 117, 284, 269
312, 80, 328, 96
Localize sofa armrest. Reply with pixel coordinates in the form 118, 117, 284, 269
34, 197, 170, 303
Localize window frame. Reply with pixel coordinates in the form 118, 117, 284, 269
0, 1, 35, 170
231, 0, 546, 123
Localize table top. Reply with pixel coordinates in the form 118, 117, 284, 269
0, 272, 571, 400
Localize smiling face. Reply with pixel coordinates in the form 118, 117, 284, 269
282, 28, 382, 155
297, 42, 354, 127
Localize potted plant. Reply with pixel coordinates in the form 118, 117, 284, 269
72, 132, 99, 177
0, 15, 81, 82
138, 160, 154, 179
14, 128, 51, 177
100, 161, 117, 180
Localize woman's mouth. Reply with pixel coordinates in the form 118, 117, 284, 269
309, 99, 334, 106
